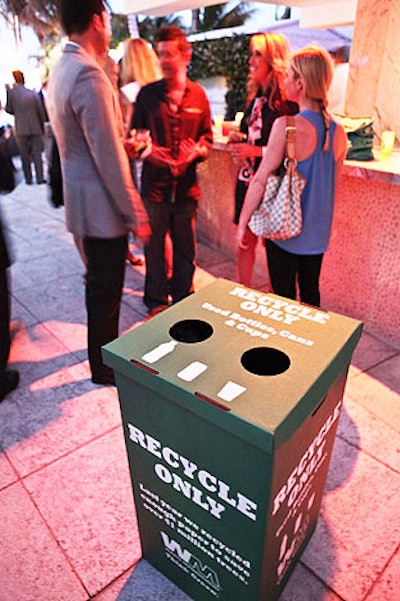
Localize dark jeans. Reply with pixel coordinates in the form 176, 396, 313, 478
143, 199, 197, 310
0, 270, 11, 390
16, 134, 44, 184
83, 235, 127, 379
265, 239, 324, 307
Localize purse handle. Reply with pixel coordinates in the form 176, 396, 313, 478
285, 115, 297, 174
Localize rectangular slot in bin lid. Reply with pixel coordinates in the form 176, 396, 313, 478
103, 279, 362, 448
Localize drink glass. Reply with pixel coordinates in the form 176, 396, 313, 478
235, 111, 245, 128
213, 114, 224, 140
380, 130, 395, 160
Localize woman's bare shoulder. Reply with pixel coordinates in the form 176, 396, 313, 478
292, 115, 317, 160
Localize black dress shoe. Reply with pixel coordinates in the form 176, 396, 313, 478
0, 370, 20, 402
92, 373, 116, 386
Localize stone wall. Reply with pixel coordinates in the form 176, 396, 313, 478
346, 0, 400, 147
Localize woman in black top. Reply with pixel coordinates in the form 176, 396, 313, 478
229, 32, 298, 287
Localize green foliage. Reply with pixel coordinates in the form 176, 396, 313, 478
189, 34, 250, 119
110, 14, 129, 49
138, 14, 186, 44
0, 0, 251, 117
0, 0, 61, 41
192, 3, 255, 33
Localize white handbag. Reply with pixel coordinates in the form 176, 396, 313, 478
248, 116, 306, 240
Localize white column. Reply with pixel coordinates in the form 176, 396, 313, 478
346, 0, 400, 142
127, 13, 140, 38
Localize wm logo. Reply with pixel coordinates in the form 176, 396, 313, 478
161, 531, 221, 592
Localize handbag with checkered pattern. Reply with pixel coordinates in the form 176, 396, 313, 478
248, 116, 306, 240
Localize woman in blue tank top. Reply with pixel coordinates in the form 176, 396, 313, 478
236, 46, 348, 307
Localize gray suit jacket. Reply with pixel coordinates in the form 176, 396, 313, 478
46, 43, 148, 238
5, 84, 46, 137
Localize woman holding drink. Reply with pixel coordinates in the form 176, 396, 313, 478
236, 46, 348, 307
229, 32, 298, 287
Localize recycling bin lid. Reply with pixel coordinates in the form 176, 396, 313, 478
103, 279, 362, 451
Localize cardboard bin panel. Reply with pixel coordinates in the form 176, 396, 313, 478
103, 279, 362, 600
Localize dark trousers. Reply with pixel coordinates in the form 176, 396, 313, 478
143, 199, 197, 310
0, 270, 11, 389
16, 134, 44, 184
265, 239, 324, 307
83, 235, 127, 379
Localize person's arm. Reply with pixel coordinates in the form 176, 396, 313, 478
229, 142, 263, 161
129, 87, 174, 170
5, 89, 13, 115
333, 121, 348, 187
35, 93, 47, 126
72, 65, 149, 239
172, 89, 213, 174
236, 117, 287, 249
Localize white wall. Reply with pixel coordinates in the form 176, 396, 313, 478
197, 75, 228, 118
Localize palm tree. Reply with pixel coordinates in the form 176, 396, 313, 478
191, 2, 255, 33
138, 14, 185, 43
0, 0, 60, 42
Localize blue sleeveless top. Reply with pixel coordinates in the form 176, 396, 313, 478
274, 110, 338, 255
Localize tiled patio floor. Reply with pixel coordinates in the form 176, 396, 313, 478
0, 181, 399, 600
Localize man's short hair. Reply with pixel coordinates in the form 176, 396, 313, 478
59, 0, 108, 36
12, 70, 24, 85
154, 26, 191, 54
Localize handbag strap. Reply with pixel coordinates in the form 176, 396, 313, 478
285, 115, 298, 174
285, 115, 296, 161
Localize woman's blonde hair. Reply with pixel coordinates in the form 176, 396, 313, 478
290, 45, 334, 150
120, 37, 162, 88
247, 32, 291, 112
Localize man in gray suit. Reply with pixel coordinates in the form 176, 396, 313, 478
47, 0, 151, 385
5, 70, 46, 185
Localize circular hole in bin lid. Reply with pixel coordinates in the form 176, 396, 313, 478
169, 319, 213, 343
241, 347, 290, 376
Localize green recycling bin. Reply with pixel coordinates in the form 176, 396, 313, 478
103, 279, 362, 601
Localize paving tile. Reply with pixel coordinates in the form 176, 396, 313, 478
9, 233, 78, 265
10, 252, 82, 291
365, 546, 400, 601
302, 436, 400, 601
10, 300, 41, 328
197, 241, 270, 291
13, 273, 86, 325
123, 259, 146, 291
0, 450, 18, 489
193, 263, 219, 291
93, 560, 191, 601
197, 240, 230, 267
120, 305, 146, 336
7, 321, 86, 385
91, 566, 135, 601
0, 481, 87, 601
366, 352, 400, 391
337, 394, 400, 472
280, 561, 342, 601
24, 428, 141, 597
93, 549, 344, 600
345, 356, 400, 431
37, 319, 88, 358
350, 330, 399, 372
3, 381, 119, 477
